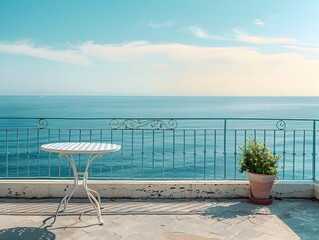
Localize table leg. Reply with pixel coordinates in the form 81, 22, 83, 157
83, 154, 104, 224
52, 153, 104, 225
52, 153, 79, 225
83, 172, 102, 207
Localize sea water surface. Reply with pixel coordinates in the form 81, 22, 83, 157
1, 96, 319, 119
0, 96, 319, 180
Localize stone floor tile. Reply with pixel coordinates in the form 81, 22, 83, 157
256, 233, 286, 240
0, 198, 318, 240
230, 228, 264, 239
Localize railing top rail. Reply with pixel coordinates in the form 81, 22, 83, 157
0, 117, 318, 121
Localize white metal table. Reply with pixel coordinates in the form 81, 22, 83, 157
41, 142, 121, 225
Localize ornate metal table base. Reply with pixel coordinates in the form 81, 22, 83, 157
52, 153, 104, 225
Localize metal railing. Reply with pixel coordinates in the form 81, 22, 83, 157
0, 117, 317, 181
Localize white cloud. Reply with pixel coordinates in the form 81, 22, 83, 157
234, 30, 297, 44
188, 25, 209, 39
76, 41, 319, 96
149, 21, 173, 28
254, 19, 265, 27
188, 25, 225, 40
77, 41, 257, 62
286, 45, 319, 54
1, 40, 319, 96
0, 41, 91, 66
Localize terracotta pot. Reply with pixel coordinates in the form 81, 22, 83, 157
249, 194, 273, 205
248, 172, 276, 199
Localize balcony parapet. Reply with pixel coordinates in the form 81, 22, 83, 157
0, 180, 316, 200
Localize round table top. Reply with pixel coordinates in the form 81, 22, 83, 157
41, 142, 121, 154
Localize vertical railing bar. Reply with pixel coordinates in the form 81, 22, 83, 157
292, 130, 296, 179
263, 129, 267, 179
244, 129, 247, 179
193, 130, 196, 179
48, 129, 51, 178
110, 129, 113, 179
100, 129, 102, 180
68, 129, 72, 141
99, 149, 102, 180
89, 129, 92, 176
58, 129, 61, 178
234, 130, 237, 179
254, 130, 257, 141
203, 130, 207, 179
273, 130, 276, 155
141, 130, 144, 179
312, 121, 316, 181
273, 130, 277, 177
68, 129, 74, 178
37, 129, 40, 177
162, 130, 165, 179
16, 129, 19, 178
109, 152, 113, 181
214, 130, 216, 179
302, 130, 306, 179
131, 130, 134, 179
90, 129, 94, 176
173, 130, 175, 179
78, 129, 82, 176
111, 129, 113, 143
152, 130, 155, 179
27, 129, 30, 178
79, 129, 83, 176
244, 130, 247, 148
223, 119, 227, 179
121, 130, 124, 179
110, 145, 113, 179
6, 129, 8, 178
183, 130, 186, 179
283, 130, 286, 179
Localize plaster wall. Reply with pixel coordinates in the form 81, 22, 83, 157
0, 180, 315, 199
314, 182, 319, 200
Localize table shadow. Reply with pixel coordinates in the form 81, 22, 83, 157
0, 227, 55, 240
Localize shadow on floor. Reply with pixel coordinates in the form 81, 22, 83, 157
204, 198, 319, 240
271, 199, 319, 240
0, 227, 55, 240
0, 198, 208, 216
204, 200, 269, 220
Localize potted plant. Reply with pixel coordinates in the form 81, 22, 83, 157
239, 139, 280, 204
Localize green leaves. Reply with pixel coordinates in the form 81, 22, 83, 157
239, 139, 279, 175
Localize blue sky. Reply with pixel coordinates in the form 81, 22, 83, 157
1, 0, 319, 95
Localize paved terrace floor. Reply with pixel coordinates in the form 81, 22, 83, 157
0, 198, 318, 240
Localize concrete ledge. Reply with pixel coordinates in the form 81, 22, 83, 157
314, 182, 319, 200
0, 180, 316, 199
272, 180, 314, 198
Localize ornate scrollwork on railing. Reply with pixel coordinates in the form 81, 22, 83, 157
276, 120, 286, 130
109, 119, 177, 130
36, 118, 48, 129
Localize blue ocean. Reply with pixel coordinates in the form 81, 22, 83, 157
0, 96, 319, 180
1, 96, 319, 119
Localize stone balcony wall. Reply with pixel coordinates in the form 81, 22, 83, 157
0, 180, 317, 200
